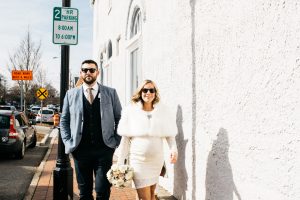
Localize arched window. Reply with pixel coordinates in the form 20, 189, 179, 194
130, 8, 141, 38
107, 40, 112, 59
125, 1, 145, 103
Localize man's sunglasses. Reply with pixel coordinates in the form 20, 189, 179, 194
81, 68, 97, 73
141, 88, 156, 93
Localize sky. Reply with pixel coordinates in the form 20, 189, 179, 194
0, 0, 93, 90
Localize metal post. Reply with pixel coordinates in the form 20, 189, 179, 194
40, 101, 43, 125
0, 77, 2, 103
53, 0, 73, 199
20, 80, 24, 111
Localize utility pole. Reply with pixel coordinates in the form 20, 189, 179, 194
53, 0, 73, 199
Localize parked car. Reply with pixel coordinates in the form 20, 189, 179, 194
30, 106, 41, 115
46, 104, 55, 109
46, 104, 59, 113
0, 105, 17, 111
36, 109, 54, 124
0, 110, 37, 159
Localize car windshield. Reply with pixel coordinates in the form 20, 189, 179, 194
0, 115, 10, 129
31, 108, 40, 110
0, 106, 13, 110
41, 110, 53, 115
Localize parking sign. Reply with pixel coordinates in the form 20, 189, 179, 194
53, 7, 78, 45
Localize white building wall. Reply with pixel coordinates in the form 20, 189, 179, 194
92, 0, 300, 199
194, 1, 300, 200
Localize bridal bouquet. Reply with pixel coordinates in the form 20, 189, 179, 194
106, 164, 134, 188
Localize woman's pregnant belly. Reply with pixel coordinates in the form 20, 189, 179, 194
129, 136, 164, 163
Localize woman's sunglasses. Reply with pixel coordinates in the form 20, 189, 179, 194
141, 88, 156, 93
81, 68, 97, 73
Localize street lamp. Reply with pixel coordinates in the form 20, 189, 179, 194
53, 56, 74, 89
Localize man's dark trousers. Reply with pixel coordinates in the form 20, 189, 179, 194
73, 148, 114, 200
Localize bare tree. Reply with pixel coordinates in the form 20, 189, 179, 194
7, 29, 42, 110
35, 67, 47, 87
0, 74, 7, 104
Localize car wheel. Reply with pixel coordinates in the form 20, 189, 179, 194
16, 141, 25, 159
28, 133, 37, 148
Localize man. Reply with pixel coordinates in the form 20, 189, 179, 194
60, 59, 122, 200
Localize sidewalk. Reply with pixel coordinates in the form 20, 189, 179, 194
27, 129, 176, 200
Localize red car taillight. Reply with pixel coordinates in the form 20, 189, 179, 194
9, 116, 18, 139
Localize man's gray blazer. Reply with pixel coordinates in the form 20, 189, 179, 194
60, 83, 122, 154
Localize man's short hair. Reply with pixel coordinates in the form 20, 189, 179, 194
81, 59, 98, 69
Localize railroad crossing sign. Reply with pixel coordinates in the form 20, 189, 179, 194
53, 7, 78, 45
36, 88, 48, 100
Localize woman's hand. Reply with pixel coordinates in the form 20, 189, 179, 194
170, 151, 178, 164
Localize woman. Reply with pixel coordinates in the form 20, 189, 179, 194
117, 80, 178, 200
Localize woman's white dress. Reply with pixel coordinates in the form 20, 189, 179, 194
117, 103, 177, 189
129, 136, 164, 188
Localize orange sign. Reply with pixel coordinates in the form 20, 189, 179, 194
12, 70, 33, 80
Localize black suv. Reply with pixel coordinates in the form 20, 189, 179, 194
0, 110, 37, 159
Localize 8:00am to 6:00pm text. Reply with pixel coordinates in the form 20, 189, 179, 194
55, 34, 76, 40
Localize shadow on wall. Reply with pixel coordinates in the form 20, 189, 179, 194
173, 105, 188, 199
205, 128, 242, 200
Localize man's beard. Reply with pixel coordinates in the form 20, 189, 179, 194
83, 76, 96, 85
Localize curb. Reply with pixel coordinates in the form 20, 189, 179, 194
24, 131, 57, 200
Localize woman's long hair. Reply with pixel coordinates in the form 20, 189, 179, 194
131, 79, 160, 105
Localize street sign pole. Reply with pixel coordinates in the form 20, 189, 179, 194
20, 80, 24, 111
53, 0, 73, 199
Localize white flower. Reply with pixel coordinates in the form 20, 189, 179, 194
111, 164, 119, 171
117, 179, 124, 185
107, 164, 134, 188
106, 172, 112, 180
111, 179, 118, 185
112, 170, 120, 177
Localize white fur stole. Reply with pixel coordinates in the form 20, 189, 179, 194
118, 102, 177, 137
